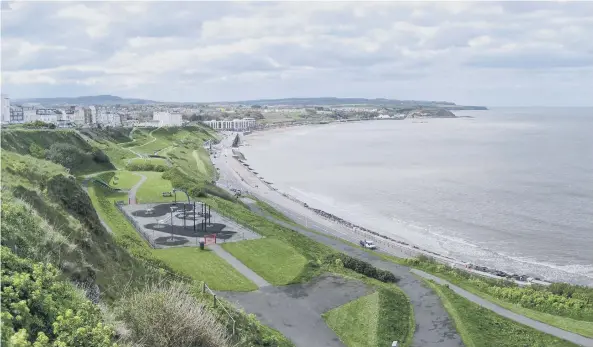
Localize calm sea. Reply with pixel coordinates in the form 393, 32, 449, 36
241, 108, 593, 285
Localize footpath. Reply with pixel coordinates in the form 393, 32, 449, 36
243, 201, 464, 347
245, 201, 593, 347
210, 244, 270, 288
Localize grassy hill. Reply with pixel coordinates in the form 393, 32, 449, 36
0, 128, 292, 346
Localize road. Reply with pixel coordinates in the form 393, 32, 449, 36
211, 132, 593, 347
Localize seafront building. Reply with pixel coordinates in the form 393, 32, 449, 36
153, 111, 182, 127
203, 117, 256, 131
1, 94, 11, 123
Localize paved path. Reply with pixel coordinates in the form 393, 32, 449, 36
128, 173, 147, 204
210, 244, 271, 288
244, 201, 463, 347
221, 274, 372, 347
414, 270, 593, 347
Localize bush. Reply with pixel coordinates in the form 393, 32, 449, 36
325, 254, 398, 283
28, 143, 46, 159
1, 248, 116, 346
45, 143, 91, 171
125, 162, 167, 172
113, 283, 230, 347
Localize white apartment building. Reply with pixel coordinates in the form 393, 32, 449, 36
97, 111, 122, 127
203, 117, 256, 131
36, 109, 59, 124
153, 112, 182, 127
1, 94, 11, 123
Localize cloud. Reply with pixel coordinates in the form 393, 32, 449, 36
1, 1, 592, 106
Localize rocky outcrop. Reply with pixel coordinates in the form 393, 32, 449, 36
407, 108, 457, 118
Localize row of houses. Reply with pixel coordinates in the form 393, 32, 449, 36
202, 118, 256, 130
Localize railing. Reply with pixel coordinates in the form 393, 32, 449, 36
114, 201, 159, 249
202, 282, 236, 336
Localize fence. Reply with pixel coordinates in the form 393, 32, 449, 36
202, 282, 236, 335
114, 201, 159, 249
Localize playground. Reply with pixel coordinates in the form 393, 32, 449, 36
119, 202, 261, 248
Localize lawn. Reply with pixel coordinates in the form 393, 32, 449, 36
129, 157, 168, 166
97, 171, 141, 190
424, 280, 579, 347
323, 288, 413, 347
222, 238, 308, 285
152, 247, 257, 291
135, 171, 176, 203
324, 292, 379, 347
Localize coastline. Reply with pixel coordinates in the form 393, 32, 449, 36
213, 131, 557, 286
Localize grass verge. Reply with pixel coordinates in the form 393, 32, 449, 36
135, 171, 175, 203
323, 288, 413, 347
222, 238, 308, 285
424, 279, 579, 347
323, 291, 379, 347
152, 247, 257, 291
97, 170, 141, 190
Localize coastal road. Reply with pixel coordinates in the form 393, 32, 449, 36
211, 133, 593, 347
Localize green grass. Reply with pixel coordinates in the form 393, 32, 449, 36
97, 171, 141, 190
135, 171, 175, 203
424, 280, 579, 347
374, 252, 593, 338
193, 149, 215, 178
202, 196, 334, 283
152, 247, 257, 291
129, 157, 168, 166
324, 292, 379, 347
222, 239, 308, 285
323, 288, 413, 347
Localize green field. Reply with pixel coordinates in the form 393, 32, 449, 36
323, 288, 413, 347
129, 157, 168, 166
424, 280, 579, 347
153, 247, 257, 291
97, 171, 141, 190
222, 238, 308, 285
135, 171, 175, 203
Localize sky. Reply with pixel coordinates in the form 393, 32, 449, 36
1, 1, 592, 106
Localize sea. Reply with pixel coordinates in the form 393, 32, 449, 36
240, 108, 593, 285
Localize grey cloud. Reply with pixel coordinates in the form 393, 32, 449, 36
467, 50, 593, 69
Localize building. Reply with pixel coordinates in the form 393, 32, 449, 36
9, 106, 24, 123
153, 111, 182, 127
203, 117, 256, 131
36, 109, 59, 124
1, 94, 11, 123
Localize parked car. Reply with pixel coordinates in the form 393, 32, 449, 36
359, 240, 377, 250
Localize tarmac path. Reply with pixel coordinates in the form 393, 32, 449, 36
128, 172, 147, 204
210, 244, 271, 288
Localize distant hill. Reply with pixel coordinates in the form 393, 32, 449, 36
13, 95, 159, 106
220, 97, 487, 110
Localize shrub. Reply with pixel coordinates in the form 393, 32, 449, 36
28, 143, 46, 159
113, 282, 230, 347
0, 248, 116, 346
125, 162, 167, 172
45, 143, 91, 171
325, 254, 398, 283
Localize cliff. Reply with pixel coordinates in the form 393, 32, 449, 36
407, 108, 457, 118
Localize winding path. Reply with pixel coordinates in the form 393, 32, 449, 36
243, 200, 463, 347
128, 172, 147, 204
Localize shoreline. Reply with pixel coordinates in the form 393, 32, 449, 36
213, 132, 560, 286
